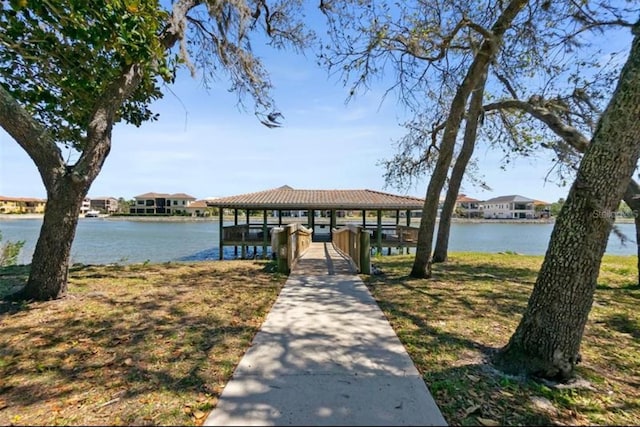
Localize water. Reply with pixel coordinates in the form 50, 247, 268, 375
0, 218, 238, 265
0, 217, 636, 266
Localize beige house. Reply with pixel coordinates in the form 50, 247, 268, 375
90, 197, 119, 214
0, 196, 46, 214
130, 192, 196, 215
184, 200, 212, 217
455, 194, 483, 218
533, 200, 552, 218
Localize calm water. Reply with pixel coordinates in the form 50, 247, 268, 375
0, 218, 636, 265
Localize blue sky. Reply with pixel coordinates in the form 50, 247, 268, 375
0, 6, 632, 204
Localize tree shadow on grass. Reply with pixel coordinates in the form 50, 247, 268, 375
0, 262, 284, 425
378, 303, 596, 426
601, 312, 640, 339
369, 259, 538, 320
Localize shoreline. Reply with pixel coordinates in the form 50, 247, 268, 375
1, 213, 636, 225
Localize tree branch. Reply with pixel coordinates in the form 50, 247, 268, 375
484, 98, 590, 152
160, 0, 203, 76
74, 63, 146, 184
0, 84, 64, 187
484, 96, 640, 213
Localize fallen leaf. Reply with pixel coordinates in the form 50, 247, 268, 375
193, 410, 206, 419
477, 417, 501, 426
466, 374, 481, 382
463, 404, 481, 417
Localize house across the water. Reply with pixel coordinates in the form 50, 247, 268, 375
481, 195, 548, 219
130, 192, 197, 215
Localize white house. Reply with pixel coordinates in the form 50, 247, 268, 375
481, 195, 536, 219
80, 197, 91, 215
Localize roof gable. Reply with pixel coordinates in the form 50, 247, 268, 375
456, 194, 481, 203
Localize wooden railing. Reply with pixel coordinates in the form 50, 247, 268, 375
369, 225, 419, 245
223, 224, 270, 243
332, 225, 371, 274
273, 223, 313, 273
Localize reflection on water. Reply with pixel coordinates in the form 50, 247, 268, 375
0, 217, 636, 266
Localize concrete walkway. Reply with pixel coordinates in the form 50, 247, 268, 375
204, 242, 447, 426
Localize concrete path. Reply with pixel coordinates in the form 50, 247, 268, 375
204, 242, 447, 426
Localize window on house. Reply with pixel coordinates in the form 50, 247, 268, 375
137, 200, 144, 205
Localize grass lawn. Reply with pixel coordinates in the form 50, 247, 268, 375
366, 252, 640, 426
0, 260, 286, 426
1, 252, 638, 426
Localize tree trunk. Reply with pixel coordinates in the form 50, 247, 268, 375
410, 0, 528, 278
493, 26, 640, 380
0, 61, 143, 301
20, 178, 89, 300
433, 74, 487, 263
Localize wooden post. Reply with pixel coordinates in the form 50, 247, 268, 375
330, 209, 335, 241
296, 223, 303, 256
218, 208, 224, 260
376, 209, 382, 255
394, 209, 400, 255
244, 209, 250, 259
234, 209, 239, 258
277, 229, 289, 274
262, 209, 268, 259
360, 228, 371, 274
406, 210, 411, 254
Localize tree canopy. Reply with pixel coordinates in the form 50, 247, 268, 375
0, 0, 312, 300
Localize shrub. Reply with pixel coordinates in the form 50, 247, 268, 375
0, 231, 25, 267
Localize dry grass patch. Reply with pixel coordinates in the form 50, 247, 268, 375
0, 260, 285, 426
366, 252, 640, 426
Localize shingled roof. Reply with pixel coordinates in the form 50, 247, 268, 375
207, 185, 425, 210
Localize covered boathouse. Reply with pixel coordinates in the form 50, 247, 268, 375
206, 185, 425, 259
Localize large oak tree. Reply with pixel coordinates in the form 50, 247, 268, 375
494, 22, 640, 379
0, 0, 310, 300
